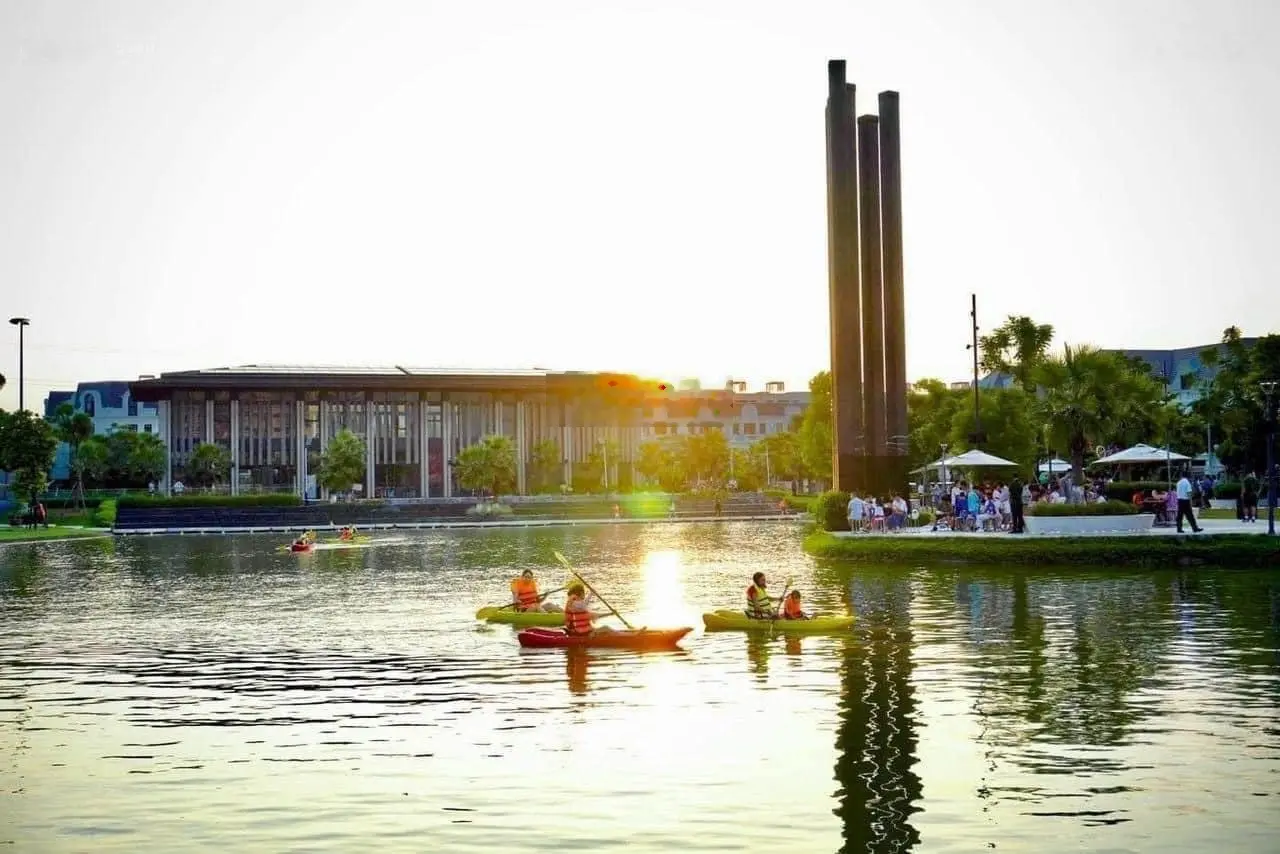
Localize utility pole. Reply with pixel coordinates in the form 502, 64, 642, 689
9, 317, 30, 411
964, 296, 986, 448
1262, 380, 1278, 536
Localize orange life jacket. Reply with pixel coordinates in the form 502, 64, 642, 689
783, 598, 804, 619
511, 578, 540, 610
564, 594, 592, 635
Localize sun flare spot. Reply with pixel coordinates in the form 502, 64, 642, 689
634, 549, 697, 629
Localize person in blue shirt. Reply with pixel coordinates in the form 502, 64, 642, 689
966, 484, 980, 530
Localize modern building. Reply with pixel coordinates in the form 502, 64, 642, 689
637, 380, 810, 448
42, 381, 162, 481
127, 366, 814, 499
1113, 339, 1257, 408
126, 365, 674, 498
961, 338, 1258, 407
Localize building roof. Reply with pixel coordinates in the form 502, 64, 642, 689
128, 364, 671, 401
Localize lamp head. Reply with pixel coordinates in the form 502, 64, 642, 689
8, 317, 30, 327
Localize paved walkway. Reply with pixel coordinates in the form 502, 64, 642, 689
834, 517, 1274, 539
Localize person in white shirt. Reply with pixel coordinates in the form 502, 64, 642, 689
847, 494, 865, 533
1174, 473, 1203, 533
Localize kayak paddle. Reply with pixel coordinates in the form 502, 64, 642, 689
554, 551, 636, 631
495, 585, 568, 612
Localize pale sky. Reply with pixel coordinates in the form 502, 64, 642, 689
2, 0, 1278, 411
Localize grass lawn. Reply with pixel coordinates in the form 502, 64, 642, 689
0, 525, 109, 543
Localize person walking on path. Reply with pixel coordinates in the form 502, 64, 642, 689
1175, 472, 1203, 534
1009, 476, 1025, 534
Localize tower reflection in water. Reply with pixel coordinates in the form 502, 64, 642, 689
835, 574, 922, 853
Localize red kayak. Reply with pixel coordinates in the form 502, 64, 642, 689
517, 627, 692, 650
290, 542, 313, 553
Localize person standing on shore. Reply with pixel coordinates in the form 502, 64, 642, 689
1175, 472, 1203, 534
1009, 476, 1025, 533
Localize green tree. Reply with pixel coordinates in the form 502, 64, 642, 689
1037, 344, 1166, 481
74, 435, 110, 486
946, 388, 1038, 473
317, 428, 367, 496
756, 431, 803, 491
798, 371, 833, 485
907, 379, 965, 472
454, 435, 517, 497
51, 401, 95, 503
684, 428, 729, 485
1192, 329, 1280, 474
188, 442, 231, 489
0, 409, 59, 503
528, 439, 561, 492
582, 437, 622, 491
636, 437, 686, 491
979, 316, 1056, 389
731, 445, 764, 491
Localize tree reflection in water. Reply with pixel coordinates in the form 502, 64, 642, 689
834, 574, 922, 854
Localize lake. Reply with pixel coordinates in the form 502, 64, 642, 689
1, 522, 1277, 852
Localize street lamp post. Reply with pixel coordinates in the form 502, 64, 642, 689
1261, 380, 1278, 536
8, 317, 30, 411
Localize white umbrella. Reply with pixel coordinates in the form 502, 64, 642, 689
942, 449, 1019, 468
1091, 443, 1189, 466
1037, 458, 1072, 474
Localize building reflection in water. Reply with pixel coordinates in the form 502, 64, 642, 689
834, 574, 922, 853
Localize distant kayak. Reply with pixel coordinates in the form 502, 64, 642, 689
475, 606, 564, 627
289, 542, 313, 553
278, 537, 408, 553
701, 610, 854, 634
517, 627, 693, 650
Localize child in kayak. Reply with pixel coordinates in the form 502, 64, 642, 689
511, 569, 559, 612
782, 591, 809, 620
745, 572, 775, 619
339, 526, 358, 541
564, 583, 613, 635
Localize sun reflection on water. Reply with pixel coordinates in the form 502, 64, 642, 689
633, 549, 699, 630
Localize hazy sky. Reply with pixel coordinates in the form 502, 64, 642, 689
2, 0, 1278, 411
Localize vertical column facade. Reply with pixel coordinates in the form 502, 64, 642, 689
365, 400, 376, 498
878, 90, 910, 493
857, 114, 886, 488
826, 59, 864, 493
515, 399, 527, 494
205, 400, 214, 448
419, 399, 430, 498
158, 400, 172, 495
295, 400, 306, 497
229, 399, 240, 496
442, 397, 454, 498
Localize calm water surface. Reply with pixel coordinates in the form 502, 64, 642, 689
1, 523, 1278, 853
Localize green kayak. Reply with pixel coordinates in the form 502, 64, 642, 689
475, 606, 564, 627
701, 610, 854, 634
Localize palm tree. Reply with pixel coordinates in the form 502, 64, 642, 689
1037, 344, 1164, 481
979, 316, 1055, 390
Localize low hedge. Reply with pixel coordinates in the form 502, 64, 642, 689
1101, 481, 1174, 501
803, 530, 1280, 568
1214, 481, 1242, 499
93, 499, 118, 527
36, 497, 105, 510
117, 494, 303, 509
813, 490, 851, 531
1025, 500, 1139, 517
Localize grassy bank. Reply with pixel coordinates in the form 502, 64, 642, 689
803, 530, 1280, 568
0, 526, 108, 544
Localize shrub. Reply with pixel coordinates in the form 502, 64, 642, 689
813, 490, 851, 531
803, 530, 1280, 568
117, 494, 303, 509
92, 499, 118, 527
1214, 481, 1242, 499
38, 497, 104, 510
1101, 481, 1173, 502
1025, 500, 1139, 517
914, 509, 935, 527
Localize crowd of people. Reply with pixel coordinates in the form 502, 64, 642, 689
843, 492, 912, 532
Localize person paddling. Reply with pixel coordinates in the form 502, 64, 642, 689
511, 569, 558, 612
563, 582, 612, 635
782, 590, 809, 620
745, 572, 775, 619
339, 526, 358, 541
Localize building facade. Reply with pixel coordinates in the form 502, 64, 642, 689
1113, 340, 1257, 408
636, 380, 810, 448
129, 365, 697, 498
43, 381, 162, 481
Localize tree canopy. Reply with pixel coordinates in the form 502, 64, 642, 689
317, 429, 366, 496
454, 434, 517, 497
0, 409, 59, 501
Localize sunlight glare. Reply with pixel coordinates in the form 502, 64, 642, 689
634, 550, 698, 629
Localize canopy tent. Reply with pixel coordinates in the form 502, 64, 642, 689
1091, 443, 1190, 466
1037, 458, 1072, 474
914, 449, 1020, 473
942, 449, 1019, 468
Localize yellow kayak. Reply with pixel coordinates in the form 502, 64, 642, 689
701, 610, 854, 634
475, 606, 564, 627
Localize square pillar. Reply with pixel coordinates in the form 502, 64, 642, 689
158, 399, 172, 495
295, 400, 305, 498
365, 400, 376, 499
230, 399, 240, 496
561, 404, 573, 488
442, 398, 453, 498
494, 399, 503, 437
205, 400, 214, 448
515, 399, 527, 494
419, 399, 430, 498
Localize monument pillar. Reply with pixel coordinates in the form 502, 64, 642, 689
879, 91, 910, 499
857, 114, 886, 495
